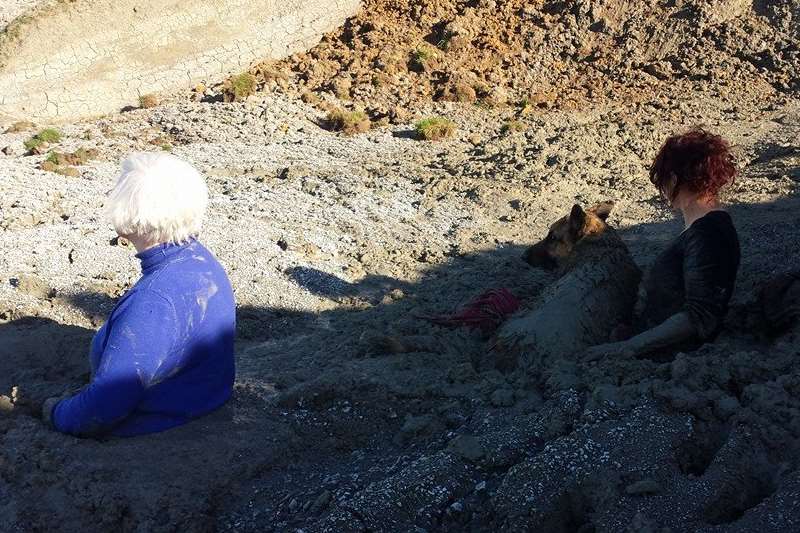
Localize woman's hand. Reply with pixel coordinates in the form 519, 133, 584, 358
41, 397, 61, 428
583, 340, 640, 362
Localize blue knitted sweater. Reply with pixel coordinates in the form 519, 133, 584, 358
52, 240, 236, 437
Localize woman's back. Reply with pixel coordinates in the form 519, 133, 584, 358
638, 210, 740, 341
55, 239, 235, 437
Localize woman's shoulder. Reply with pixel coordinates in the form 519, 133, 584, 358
687, 210, 738, 241
682, 210, 740, 259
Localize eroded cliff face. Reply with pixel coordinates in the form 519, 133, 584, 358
0, 0, 361, 122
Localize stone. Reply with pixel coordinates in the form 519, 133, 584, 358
0, 395, 14, 413
448, 434, 485, 462
625, 479, 662, 496
491, 388, 515, 407
311, 490, 332, 513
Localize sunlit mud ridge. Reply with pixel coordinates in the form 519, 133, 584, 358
0, 0, 360, 122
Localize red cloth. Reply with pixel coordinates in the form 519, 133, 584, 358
419, 288, 520, 332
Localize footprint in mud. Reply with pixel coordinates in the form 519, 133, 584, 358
696, 430, 779, 526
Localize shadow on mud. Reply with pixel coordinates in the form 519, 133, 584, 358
1, 190, 799, 532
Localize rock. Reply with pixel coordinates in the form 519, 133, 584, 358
714, 395, 740, 419
311, 490, 332, 513
2, 146, 15, 156
625, 479, 662, 496
0, 395, 14, 413
483, 86, 508, 107
288, 498, 299, 513
278, 165, 309, 181
467, 133, 483, 146
398, 414, 440, 442
448, 434, 485, 462
109, 236, 131, 247
491, 388, 515, 407
448, 501, 464, 513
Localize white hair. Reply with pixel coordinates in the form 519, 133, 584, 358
107, 152, 208, 244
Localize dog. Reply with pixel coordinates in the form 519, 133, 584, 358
490, 202, 642, 372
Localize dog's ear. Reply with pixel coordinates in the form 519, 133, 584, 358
588, 201, 614, 222
569, 204, 586, 235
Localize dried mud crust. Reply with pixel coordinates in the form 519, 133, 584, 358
259, 0, 800, 120
0, 2, 799, 529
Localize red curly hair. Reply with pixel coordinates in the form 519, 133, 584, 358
650, 128, 736, 202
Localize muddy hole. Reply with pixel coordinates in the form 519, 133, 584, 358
703, 448, 779, 525
675, 422, 730, 477
538, 485, 596, 533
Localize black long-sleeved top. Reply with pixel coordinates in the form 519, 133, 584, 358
638, 210, 740, 341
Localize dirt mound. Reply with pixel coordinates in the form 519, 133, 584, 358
253, 0, 799, 120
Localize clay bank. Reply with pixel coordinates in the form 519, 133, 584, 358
0, 0, 361, 123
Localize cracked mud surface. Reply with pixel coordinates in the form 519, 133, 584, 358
0, 0, 360, 121
1, 1, 800, 532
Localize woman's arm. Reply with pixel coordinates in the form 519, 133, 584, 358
585, 312, 697, 360
50, 290, 177, 436
586, 225, 730, 360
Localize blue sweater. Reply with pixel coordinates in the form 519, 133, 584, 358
52, 240, 236, 437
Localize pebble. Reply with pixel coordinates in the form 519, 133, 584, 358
625, 479, 662, 496
0, 395, 13, 412
311, 490, 332, 513
490, 388, 515, 407
448, 434, 485, 462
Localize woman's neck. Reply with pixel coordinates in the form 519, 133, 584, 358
126, 234, 165, 253
679, 196, 720, 228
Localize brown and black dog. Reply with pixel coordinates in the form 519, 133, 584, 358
490, 201, 642, 372
523, 201, 616, 271
369, 202, 642, 366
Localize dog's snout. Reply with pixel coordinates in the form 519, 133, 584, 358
523, 244, 557, 270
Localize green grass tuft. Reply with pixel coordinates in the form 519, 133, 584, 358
24, 128, 62, 153
410, 46, 436, 70
325, 109, 371, 135
223, 73, 257, 102
41, 147, 98, 173
501, 120, 526, 134
414, 117, 457, 141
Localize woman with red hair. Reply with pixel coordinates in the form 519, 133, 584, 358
587, 128, 741, 359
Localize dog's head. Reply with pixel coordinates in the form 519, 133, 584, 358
524, 201, 615, 270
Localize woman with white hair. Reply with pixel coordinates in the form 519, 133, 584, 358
42, 152, 235, 437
